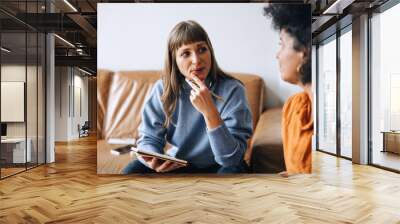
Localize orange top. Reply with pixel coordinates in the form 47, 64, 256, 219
282, 91, 313, 174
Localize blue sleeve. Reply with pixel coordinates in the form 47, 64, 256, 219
136, 80, 166, 154
207, 84, 253, 167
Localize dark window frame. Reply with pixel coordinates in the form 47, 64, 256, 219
315, 18, 353, 161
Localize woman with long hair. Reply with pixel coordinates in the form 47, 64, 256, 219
122, 20, 253, 174
264, 4, 313, 176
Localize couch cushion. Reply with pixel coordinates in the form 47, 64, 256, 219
230, 73, 264, 165
250, 107, 285, 173
97, 69, 113, 139
230, 73, 264, 130
103, 71, 161, 140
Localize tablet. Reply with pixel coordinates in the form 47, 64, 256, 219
131, 147, 188, 166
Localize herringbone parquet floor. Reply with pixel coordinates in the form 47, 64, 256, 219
1, 135, 400, 223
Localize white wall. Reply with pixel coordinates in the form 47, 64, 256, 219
72, 73, 89, 138
1, 65, 34, 137
54, 67, 89, 141
98, 3, 302, 108
55, 67, 69, 141
1, 64, 46, 163
74, 73, 89, 123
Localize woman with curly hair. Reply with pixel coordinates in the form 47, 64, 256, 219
264, 4, 313, 176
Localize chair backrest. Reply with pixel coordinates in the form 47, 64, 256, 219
82, 121, 90, 129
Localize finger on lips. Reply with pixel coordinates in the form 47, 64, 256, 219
185, 78, 200, 92
191, 76, 206, 89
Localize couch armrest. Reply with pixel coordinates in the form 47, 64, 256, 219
248, 107, 286, 173
97, 70, 113, 140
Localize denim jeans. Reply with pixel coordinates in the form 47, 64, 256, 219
121, 159, 249, 174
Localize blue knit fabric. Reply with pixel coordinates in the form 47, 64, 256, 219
137, 76, 253, 168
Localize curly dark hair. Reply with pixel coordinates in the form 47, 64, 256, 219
264, 4, 312, 84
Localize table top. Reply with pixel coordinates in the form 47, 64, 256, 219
1, 138, 28, 143
381, 131, 400, 134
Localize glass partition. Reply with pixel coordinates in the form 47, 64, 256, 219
317, 36, 337, 155
339, 28, 352, 158
370, 3, 400, 171
1, 31, 28, 177
27, 31, 38, 169
0, 1, 46, 179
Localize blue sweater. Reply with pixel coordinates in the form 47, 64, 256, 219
137, 76, 253, 168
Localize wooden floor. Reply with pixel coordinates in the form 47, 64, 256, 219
1, 167, 26, 178
1, 163, 45, 178
1, 135, 400, 223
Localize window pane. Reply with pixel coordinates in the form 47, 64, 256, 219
340, 29, 352, 158
318, 37, 337, 154
371, 3, 400, 171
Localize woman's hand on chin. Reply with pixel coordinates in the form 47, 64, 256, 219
186, 76, 214, 114
186, 76, 222, 129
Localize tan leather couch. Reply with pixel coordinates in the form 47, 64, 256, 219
97, 70, 285, 174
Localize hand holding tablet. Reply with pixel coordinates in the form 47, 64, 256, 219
132, 147, 188, 166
